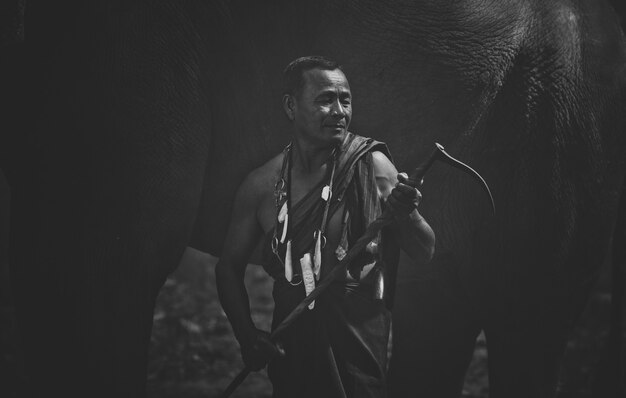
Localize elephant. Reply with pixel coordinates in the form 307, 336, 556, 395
1, 0, 625, 397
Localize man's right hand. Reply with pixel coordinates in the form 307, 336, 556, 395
241, 328, 285, 371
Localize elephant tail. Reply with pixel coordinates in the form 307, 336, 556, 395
609, 178, 626, 395
593, 177, 626, 397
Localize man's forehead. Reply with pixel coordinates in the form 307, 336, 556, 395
302, 68, 350, 93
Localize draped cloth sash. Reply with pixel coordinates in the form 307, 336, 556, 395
262, 132, 392, 280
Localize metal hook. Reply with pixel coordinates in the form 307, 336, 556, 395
409, 143, 496, 214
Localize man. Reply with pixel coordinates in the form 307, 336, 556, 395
216, 56, 435, 397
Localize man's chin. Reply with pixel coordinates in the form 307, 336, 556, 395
329, 129, 347, 141
322, 130, 346, 148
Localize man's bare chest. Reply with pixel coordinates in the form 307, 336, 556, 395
256, 173, 345, 252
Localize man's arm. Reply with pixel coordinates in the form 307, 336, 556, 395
372, 151, 436, 264
215, 173, 279, 370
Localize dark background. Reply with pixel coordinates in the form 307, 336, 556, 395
1, 1, 625, 397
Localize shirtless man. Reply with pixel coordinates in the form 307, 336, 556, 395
216, 56, 435, 397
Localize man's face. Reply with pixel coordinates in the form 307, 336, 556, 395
288, 68, 352, 147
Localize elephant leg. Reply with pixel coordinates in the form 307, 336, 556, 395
5, 3, 219, 396
485, 327, 565, 398
388, 253, 482, 397
485, 318, 569, 398
9, 177, 200, 398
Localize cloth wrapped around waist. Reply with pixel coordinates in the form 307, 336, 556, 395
268, 264, 391, 398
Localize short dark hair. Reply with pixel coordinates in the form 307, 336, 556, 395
282, 56, 342, 97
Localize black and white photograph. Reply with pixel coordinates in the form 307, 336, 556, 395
1, 1, 625, 397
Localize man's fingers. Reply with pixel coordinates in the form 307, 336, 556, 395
392, 185, 422, 205
388, 178, 422, 219
387, 194, 416, 214
393, 183, 420, 198
255, 335, 285, 358
397, 172, 424, 188
243, 329, 285, 370
275, 341, 286, 357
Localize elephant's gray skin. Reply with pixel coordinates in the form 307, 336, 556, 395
1, 1, 625, 397
2, 2, 223, 397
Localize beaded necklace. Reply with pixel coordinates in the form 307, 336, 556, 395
271, 143, 338, 307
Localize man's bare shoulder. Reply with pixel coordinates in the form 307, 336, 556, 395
238, 152, 286, 199
371, 150, 398, 199
371, 151, 397, 180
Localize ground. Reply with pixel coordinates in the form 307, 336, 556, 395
146, 248, 619, 398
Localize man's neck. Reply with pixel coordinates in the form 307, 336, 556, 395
291, 137, 339, 173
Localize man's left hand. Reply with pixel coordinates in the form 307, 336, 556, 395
386, 172, 422, 219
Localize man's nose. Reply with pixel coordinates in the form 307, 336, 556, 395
330, 99, 347, 117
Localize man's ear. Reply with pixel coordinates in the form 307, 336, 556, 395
282, 94, 295, 121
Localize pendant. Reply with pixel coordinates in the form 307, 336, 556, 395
321, 185, 331, 201
278, 201, 288, 222
300, 253, 316, 310
279, 202, 289, 244
284, 240, 293, 282
313, 231, 322, 280
374, 269, 385, 301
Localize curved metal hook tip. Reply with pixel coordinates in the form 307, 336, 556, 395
434, 143, 496, 214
